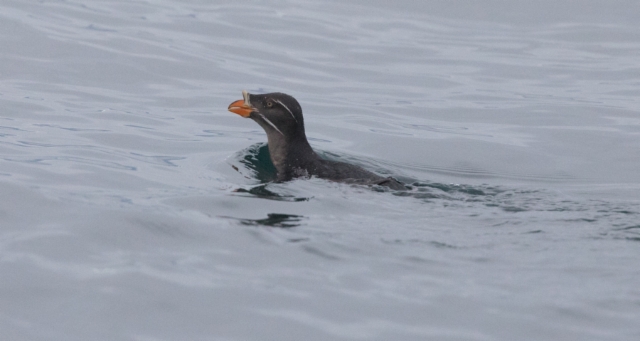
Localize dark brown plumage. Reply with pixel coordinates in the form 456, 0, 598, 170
228, 91, 406, 190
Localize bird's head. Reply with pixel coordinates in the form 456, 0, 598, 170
228, 90, 305, 139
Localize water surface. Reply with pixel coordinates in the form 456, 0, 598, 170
1, 1, 639, 340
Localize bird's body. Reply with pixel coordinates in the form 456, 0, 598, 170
228, 91, 406, 190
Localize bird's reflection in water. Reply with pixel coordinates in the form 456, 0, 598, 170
233, 184, 309, 202
233, 213, 305, 228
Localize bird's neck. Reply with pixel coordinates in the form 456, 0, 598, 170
267, 134, 316, 180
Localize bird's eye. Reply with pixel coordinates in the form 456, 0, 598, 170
266, 101, 273, 108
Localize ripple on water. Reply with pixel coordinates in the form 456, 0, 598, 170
2, 0, 640, 340
228, 142, 640, 244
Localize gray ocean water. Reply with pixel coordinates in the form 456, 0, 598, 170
2, 1, 640, 340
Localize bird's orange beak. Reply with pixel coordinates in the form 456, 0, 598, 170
228, 90, 254, 118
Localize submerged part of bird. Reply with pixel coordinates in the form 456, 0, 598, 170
228, 90, 406, 190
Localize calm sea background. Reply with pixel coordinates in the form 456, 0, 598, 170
1, 1, 640, 340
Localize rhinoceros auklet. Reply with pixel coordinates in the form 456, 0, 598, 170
228, 90, 406, 190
